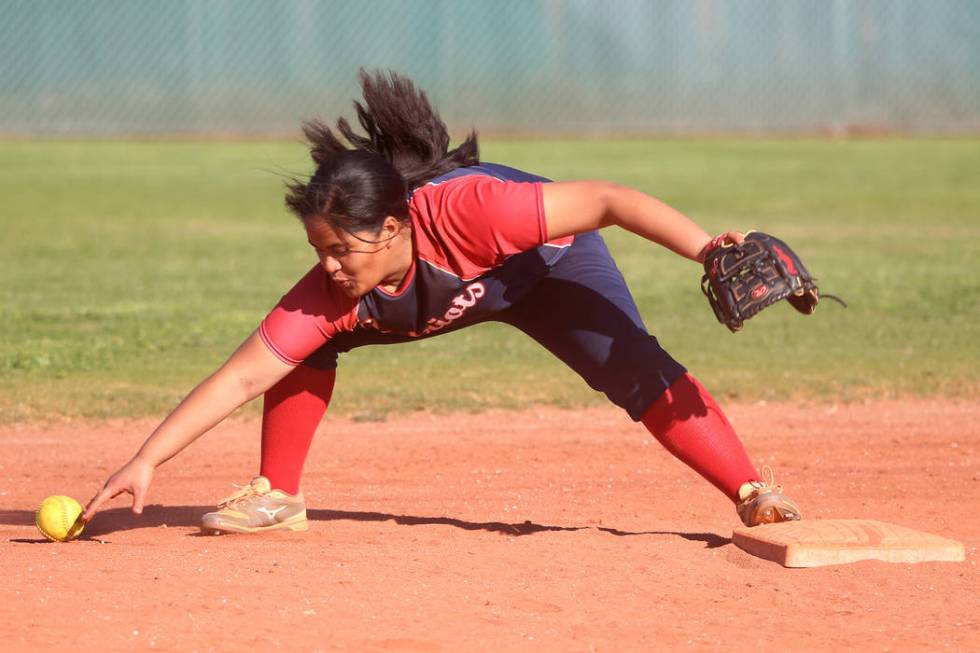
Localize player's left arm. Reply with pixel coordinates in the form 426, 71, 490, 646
541, 181, 743, 262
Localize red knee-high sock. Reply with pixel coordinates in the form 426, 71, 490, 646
259, 365, 336, 495
641, 373, 759, 502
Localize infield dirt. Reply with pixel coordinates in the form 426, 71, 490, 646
2, 399, 977, 652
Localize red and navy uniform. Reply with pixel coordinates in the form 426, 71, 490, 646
260, 163, 686, 420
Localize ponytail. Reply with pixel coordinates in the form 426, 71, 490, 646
304, 69, 479, 190
285, 70, 479, 231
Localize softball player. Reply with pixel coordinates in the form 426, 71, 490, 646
84, 71, 801, 533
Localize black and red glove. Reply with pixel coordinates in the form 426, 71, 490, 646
700, 231, 842, 332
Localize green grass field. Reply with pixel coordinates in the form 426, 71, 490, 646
2, 139, 978, 422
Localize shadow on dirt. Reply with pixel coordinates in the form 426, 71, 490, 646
3, 506, 729, 548
0, 505, 208, 539
308, 509, 730, 548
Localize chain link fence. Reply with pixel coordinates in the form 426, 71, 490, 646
2, 0, 979, 136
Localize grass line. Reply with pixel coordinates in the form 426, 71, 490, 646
2, 139, 978, 421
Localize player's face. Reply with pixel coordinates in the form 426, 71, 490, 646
305, 218, 403, 298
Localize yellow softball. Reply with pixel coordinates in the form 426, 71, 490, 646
36, 495, 85, 542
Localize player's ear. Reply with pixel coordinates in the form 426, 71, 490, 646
382, 216, 404, 241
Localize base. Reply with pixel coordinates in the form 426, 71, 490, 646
732, 519, 965, 568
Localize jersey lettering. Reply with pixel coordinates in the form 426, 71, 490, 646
422, 282, 486, 335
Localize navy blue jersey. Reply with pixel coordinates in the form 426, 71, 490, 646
260, 163, 573, 364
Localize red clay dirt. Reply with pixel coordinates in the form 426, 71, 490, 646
2, 400, 977, 652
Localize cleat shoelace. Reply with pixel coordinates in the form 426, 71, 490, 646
745, 465, 782, 499
216, 482, 262, 509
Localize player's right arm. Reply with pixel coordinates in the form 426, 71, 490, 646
82, 330, 295, 521
83, 265, 357, 522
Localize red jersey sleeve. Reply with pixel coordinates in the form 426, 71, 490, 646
412, 176, 548, 272
259, 265, 359, 365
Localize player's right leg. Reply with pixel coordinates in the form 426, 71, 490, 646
200, 361, 335, 534
201, 325, 422, 535
201, 476, 308, 535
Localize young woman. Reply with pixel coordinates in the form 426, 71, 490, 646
83, 71, 801, 533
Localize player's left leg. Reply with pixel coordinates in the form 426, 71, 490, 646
640, 373, 801, 525
497, 231, 800, 525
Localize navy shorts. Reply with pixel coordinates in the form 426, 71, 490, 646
305, 231, 687, 421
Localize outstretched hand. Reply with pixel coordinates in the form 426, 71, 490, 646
82, 457, 155, 523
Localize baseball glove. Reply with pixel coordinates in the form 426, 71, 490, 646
700, 231, 843, 332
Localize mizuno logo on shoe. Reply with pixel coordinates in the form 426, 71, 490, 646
257, 506, 287, 519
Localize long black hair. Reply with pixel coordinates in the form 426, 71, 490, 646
285, 69, 480, 233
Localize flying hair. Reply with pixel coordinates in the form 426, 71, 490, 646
303, 69, 479, 190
